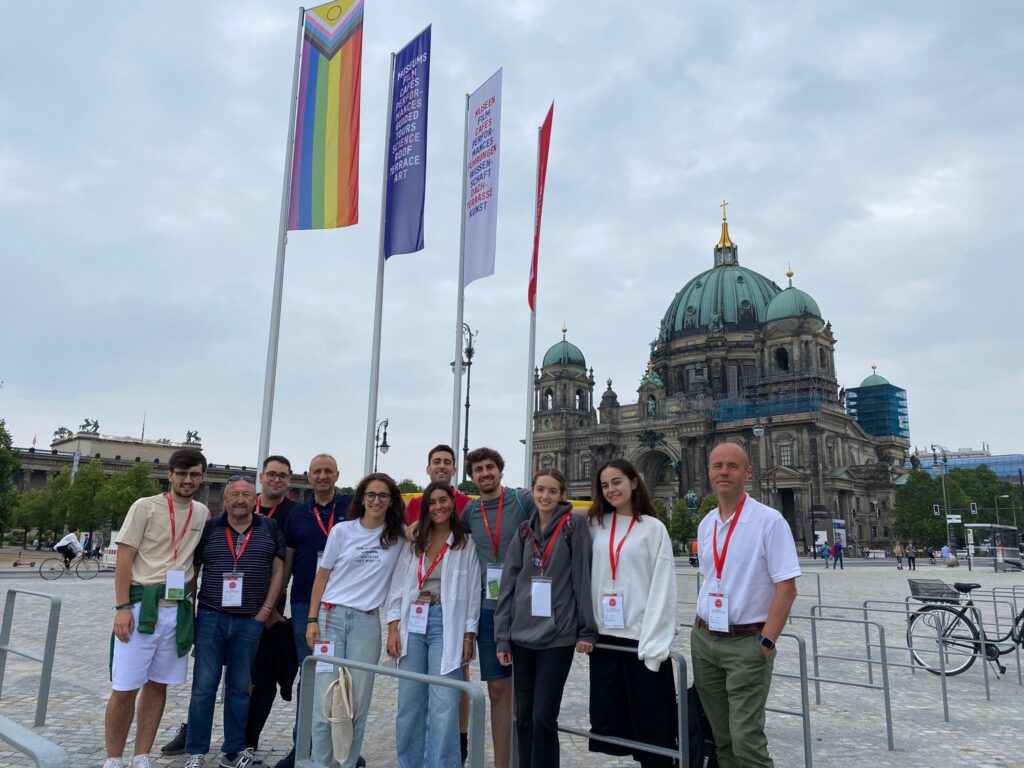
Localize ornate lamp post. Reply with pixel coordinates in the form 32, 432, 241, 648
374, 419, 390, 473
931, 444, 952, 550
994, 494, 1009, 526
450, 323, 477, 480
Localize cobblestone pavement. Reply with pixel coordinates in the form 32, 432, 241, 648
0, 557, 1022, 767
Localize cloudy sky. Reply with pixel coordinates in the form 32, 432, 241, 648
2, 2, 1022, 488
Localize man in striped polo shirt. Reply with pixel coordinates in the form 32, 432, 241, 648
182, 475, 285, 768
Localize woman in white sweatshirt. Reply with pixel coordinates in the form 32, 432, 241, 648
586, 458, 678, 767
386, 481, 481, 768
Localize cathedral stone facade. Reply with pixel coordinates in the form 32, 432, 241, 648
531, 213, 910, 551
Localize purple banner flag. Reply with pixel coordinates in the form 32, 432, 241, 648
384, 26, 431, 258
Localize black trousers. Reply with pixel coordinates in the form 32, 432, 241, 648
511, 643, 574, 768
588, 635, 677, 768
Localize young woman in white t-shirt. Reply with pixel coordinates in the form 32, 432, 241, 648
305, 473, 406, 768
386, 481, 480, 768
586, 459, 678, 768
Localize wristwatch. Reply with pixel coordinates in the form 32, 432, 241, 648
757, 632, 775, 650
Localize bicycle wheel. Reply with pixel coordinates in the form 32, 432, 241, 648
75, 557, 101, 580
907, 605, 980, 675
38, 558, 65, 581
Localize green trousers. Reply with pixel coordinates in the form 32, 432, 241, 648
690, 624, 776, 768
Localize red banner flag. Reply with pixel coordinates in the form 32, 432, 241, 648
527, 103, 554, 311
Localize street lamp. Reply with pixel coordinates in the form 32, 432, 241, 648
450, 323, 477, 479
995, 494, 1009, 526
374, 419, 390, 472
931, 444, 953, 550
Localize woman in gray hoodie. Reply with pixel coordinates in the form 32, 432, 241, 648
494, 468, 598, 767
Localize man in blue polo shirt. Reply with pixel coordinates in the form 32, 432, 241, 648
182, 475, 285, 768
277, 454, 353, 768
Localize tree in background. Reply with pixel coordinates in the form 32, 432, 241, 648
65, 459, 106, 537
0, 418, 20, 546
94, 463, 161, 529
651, 498, 667, 521
668, 500, 698, 555
16, 467, 73, 542
397, 478, 422, 494
892, 470, 947, 547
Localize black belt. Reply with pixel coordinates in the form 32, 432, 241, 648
695, 616, 764, 638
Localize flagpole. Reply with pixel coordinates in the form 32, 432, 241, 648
257, 7, 305, 478
451, 93, 470, 475
524, 125, 542, 487
364, 52, 397, 476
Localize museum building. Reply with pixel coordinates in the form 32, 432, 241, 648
530, 212, 911, 550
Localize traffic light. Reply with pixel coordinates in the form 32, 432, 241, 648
933, 504, 940, 516
970, 502, 978, 515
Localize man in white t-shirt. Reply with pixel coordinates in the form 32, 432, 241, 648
54, 531, 83, 566
692, 442, 800, 768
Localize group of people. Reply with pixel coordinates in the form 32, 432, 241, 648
817, 539, 845, 569
102, 439, 800, 768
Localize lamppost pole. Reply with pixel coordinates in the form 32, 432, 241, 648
461, 324, 476, 480
931, 444, 952, 549
373, 418, 390, 473
994, 494, 1008, 526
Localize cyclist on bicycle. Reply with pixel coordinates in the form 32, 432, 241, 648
54, 531, 83, 568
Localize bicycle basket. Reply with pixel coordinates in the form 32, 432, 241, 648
908, 578, 960, 603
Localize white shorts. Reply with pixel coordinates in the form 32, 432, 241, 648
111, 603, 189, 691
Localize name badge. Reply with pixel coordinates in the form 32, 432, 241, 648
222, 572, 244, 607
314, 640, 335, 674
708, 591, 730, 632
486, 563, 503, 600
316, 550, 324, 570
531, 578, 552, 617
601, 590, 625, 629
408, 601, 430, 634
165, 569, 186, 600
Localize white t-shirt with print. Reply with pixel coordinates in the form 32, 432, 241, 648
320, 519, 403, 611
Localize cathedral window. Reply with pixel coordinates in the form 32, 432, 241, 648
544, 389, 553, 410
541, 454, 554, 469
774, 347, 790, 372
576, 389, 584, 410
778, 444, 793, 466
581, 456, 591, 480
818, 347, 828, 371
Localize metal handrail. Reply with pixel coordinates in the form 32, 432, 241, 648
0, 588, 62, 726
295, 654, 487, 768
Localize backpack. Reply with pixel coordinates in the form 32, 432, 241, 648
831, 542, 840, 556
688, 686, 718, 768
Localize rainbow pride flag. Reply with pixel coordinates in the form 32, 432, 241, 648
287, 0, 363, 230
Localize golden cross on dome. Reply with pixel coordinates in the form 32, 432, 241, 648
720, 199, 729, 221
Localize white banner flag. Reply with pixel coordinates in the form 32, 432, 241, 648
463, 69, 502, 287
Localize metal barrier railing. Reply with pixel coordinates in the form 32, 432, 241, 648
294, 654, 487, 768
539, 645, 689, 766
0, 588, 61, 726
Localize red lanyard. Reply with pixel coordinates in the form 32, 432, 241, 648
418, 543, 450, 590
224, 524, 254, 572
480, 490, 504, 559
166, 494, 194, 562
532, 512, 570, 573
257, 495, 280, 519
609, 513, 637, 583
312, 501, 336, 537
712, 495, 747, 582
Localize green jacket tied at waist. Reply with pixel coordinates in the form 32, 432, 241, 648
108, 584, 194, 678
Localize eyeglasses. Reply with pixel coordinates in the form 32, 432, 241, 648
172, 471, 204, 481
263, 472, 291, 481
227, 474, 256, 484
364, 492, 392, 502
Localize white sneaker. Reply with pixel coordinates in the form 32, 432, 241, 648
185, 755, 207, 768
103, 759, 124, 768
131, 756, 152, 768
220, 748, 259, 768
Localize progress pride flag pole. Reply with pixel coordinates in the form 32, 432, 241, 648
523, 103, 553, 485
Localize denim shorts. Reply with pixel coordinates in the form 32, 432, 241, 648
475, 607, 511, 681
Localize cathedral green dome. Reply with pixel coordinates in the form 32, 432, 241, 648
860, 365, 889, 387
542, 332, 586, 368
765, 286, 821, 321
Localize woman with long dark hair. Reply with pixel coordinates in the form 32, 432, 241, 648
586, 459, 677, 767
386, 481, 481, 768
306, 472, 406, 767
494, 468, 597, 767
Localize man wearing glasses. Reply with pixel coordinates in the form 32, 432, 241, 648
104, 448, 210, 768
276, 454, 354, 768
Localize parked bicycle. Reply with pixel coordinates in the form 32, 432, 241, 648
38, 550, 101, 581
906, 578, 1024, 676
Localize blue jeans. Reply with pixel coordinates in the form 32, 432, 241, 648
289, 601, 312, 745
396, 605, 461, 768
311, 605, 381, 768
185, 609, 265, 756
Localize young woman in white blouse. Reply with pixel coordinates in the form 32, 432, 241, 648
586, 459, 678, 767
305, 473, 406, 768
386, 481, 480, 768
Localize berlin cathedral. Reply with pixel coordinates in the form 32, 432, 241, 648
530, 208, 910, 551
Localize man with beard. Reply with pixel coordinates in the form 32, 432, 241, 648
104, 449, 210, 768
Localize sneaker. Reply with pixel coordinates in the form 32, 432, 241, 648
221, 748, 259, 768
184, 757, 206, 768
131, 756, 152, 768
356, 757, 366, 767
161, 722, 188, 755
103, 759, 124, 768
274, 749, 294, 768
